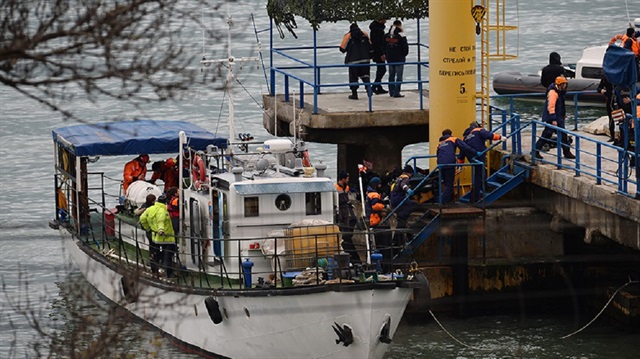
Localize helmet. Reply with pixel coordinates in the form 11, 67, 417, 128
139, 154, 150, 163
555, 76, 568, 86
166, 158, 176, 167
157, 194, 167, 204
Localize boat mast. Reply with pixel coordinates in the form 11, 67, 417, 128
200, 3, 259, 151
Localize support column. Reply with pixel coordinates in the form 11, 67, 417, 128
428, 0, 477, 162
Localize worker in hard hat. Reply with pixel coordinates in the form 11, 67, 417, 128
123, 154, 149, 192
150, 157, 179, 189
534, 76, 575, 160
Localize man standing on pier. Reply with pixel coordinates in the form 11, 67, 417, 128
534, 75, 575, 160
369, 17, 388, 95
340, 23, 373, 100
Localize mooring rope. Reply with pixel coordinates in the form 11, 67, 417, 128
429, 310, 477, 349
560, 279, 639, 339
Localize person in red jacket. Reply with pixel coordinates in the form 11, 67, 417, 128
150, 157, 179, 189
123, 154, 149, 192
165, 187, 180, 235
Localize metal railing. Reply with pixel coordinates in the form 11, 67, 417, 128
270, 44, 430, 114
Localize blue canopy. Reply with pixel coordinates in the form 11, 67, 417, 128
603, 45, 638, 87
52, 120, 228, 157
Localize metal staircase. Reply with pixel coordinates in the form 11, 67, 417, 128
459, 160, 530, 206
392, 158, 530, 262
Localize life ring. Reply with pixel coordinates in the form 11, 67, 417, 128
204, 296, 223, 324
191, 154, 206, 188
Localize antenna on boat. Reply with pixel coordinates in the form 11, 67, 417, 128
200, 2, 259, 150
624, 0, 632, 27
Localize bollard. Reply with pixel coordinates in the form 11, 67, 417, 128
242, 258, 254, 288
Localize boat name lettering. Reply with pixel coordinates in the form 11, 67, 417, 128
438, 69, 476, 77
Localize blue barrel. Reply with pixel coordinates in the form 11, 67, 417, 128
242, 258, 254, 288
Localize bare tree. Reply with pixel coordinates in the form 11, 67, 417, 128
0, 0, 221, 121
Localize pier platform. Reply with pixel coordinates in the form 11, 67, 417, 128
263, 90, 429, 173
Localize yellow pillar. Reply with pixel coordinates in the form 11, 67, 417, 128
429, 0, 477, 159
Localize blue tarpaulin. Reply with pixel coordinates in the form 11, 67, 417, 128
603, 45, 638, 87
52, 120, 228, 157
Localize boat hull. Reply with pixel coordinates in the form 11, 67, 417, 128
493, 71, 603, 103
62, 231, 415, 359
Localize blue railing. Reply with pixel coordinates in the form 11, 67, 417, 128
269, 44, 430, 114
529, 119, 637, 197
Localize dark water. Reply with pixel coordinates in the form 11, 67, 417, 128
1, 0, 639, 357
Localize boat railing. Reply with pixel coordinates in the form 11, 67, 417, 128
59, 174, 409, 289
270, 44, 429, 114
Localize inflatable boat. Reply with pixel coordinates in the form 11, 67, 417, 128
493, 45, 606, 103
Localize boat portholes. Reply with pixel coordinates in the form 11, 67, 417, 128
204, 297, 223, 324
244, 307, 251, 318
275, 194, 291, 211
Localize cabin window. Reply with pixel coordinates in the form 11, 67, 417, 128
275, 194, 291, 211
581, 66, 603, 79
244, 197, 259, 217
305, 192, 321, 215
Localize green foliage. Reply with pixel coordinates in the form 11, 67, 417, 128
267, 0, 429, 38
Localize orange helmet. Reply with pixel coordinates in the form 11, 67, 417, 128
166, 158, 176, 167
555, 76, 568, 85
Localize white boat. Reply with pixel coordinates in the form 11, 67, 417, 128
49, 119, 429, 358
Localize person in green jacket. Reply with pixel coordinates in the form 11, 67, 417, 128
140, 195, 176, 278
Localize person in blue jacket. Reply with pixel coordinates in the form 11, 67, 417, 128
463, 122, 506, 202
437, 129, 475, 204
384, 20, 409, 98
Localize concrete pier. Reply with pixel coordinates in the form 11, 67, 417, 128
262, 91, 429, 175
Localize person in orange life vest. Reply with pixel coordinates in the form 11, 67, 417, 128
335, 170, 360, 264
165, 187, 180, 235
610, 28, 640, 81
534, 76, 575, 160
365, 176, 392, 271
123, 154, 149, 192
609, 28, 640, 56
150, 157, 179, 189
340, 23, 373, 100
463, 122, 506, 202
437, 129, 475, 204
